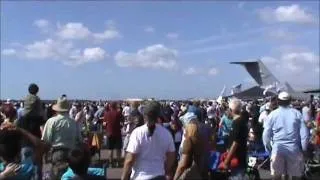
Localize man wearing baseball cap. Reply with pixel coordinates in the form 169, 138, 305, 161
263, 91, 309, 180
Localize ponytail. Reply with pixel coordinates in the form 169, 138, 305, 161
143, 101, 161, 137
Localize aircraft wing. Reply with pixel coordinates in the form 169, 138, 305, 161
303, 89, 320, 93
228, 86, 275, 100
290, 92, 310, 101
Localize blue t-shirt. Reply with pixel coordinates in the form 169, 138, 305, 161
61, 167, 104, 180
221, 115, 233, 136
0, 157, 34, 180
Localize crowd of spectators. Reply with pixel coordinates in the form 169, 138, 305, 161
0, 83, 319, 180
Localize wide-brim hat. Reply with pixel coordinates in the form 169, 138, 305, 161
52, 97, 69, 112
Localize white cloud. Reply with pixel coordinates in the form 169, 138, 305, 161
183, 67, 198, 75
262, 51, 319, 73
144, 26, 155, 33
56, 22, 121, 42
208, 68, 219, 76
1, 49, 16, 56
280, 52, 319, 72
33, 19, 49, 29
2, 20, 120, 66
66, 47, 107, 66
260, 51, 319, 88
23, 39, 73, 60
57, 22, 91, 40
93, 29, 122, 41
258, 4, 316, 24
281, 52, 318, 63
2, 38, 107, 66
82, 47, 106, 60
166, 32, 179, 39
114, 44, 178, 69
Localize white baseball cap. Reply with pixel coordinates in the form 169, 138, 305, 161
278, 92, 291, 101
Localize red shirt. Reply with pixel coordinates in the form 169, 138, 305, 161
315, 112, 320, 145
104, 109, 122, 137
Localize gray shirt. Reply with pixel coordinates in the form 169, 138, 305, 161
42, 114, 82, 149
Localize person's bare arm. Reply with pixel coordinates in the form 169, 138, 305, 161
121, 152, 136, 180
19, 127, 50, 155
223, 141, 238, 168
173, 154, 190, 180
165, 151, 176, 180
1, 123, 50, 158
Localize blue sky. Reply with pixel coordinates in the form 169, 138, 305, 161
1, 1, 319, 100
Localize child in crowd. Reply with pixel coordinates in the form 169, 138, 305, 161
61, 145, 105, 180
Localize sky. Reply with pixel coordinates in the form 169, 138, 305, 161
1, 1, 319, 100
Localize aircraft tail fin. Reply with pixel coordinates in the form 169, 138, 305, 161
230, 60, 280, 87
284, 82, 295, 93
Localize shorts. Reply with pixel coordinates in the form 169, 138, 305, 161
270, 152, 304, 177
106, 136, 123, 150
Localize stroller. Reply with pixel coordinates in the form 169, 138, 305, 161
246, 137, 269, 180
208, 151, 231, 180
304, 146, 320, 180
247, 151, 269, 180
209, 150, 263, 180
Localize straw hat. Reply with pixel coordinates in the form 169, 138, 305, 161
52, 98, 69, 112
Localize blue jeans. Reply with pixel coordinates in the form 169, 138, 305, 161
229, 168, 247, 180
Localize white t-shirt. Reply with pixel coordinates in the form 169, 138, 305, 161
302, 106, 310, 122
123, 106, 131, 117
258, 110, 269, 126
126, 124, 175, 180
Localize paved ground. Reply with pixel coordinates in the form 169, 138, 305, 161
46, 149, 320, 180
105, 168, 273, 180
98, 150, 273, 180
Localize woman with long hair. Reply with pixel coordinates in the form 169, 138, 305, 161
121, 101, 176, 180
